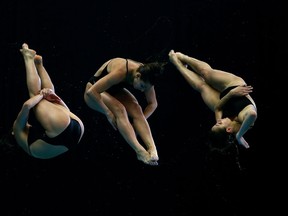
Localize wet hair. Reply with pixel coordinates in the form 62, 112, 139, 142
208, 130, 235, 152
0, 131, 20, 157
138, 62, 166, 85
206, 131, 242, 171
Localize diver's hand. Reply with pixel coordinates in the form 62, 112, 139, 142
40, 88, 61, 103
236, 134, 250, 149
229, 85, 253, 97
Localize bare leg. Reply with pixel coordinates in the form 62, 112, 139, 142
173, 51, 246, 91
34, 55, 54, 91
133, 119, 158, 161
124, 102, 158, 161
84, 89, 158, 166
110, 102, 158, 165
169, 50, 205, 90
113, 90, 159, 162
20, 43, 41, 97
169, 50, 220, 111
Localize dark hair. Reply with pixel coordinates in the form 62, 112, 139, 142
208, 130, 235, 152
0, 132, 19, 157
138, 62, 166, 85
206, 131, 242, 171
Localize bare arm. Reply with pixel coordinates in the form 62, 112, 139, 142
236, 108, 257, 148
214, 109, 223, 121
143, 86, 158, 119
16, 94, 44, 123
214, 85, 253, 120
86, 69, 124, 114
40, 88, 70, 110
13, 94, 44, 154
86, 61, 127, 130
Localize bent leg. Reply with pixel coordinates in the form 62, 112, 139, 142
20, 43, 41, 97
199, 84, 221, 112
117, 89, 158, 161
104, 93, 158, 165
84, 87, 158, 166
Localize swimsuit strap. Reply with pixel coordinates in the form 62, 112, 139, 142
125, 59, 129, 81
126, 59, 129, 74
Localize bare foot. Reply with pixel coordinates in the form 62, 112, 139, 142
34, 55, 43, 65
175, 51, 186, 59
168, 50, 182, 66
148, 149, 159, 162
20, 43, 36, 59
168, 50, 176, 62
137, 151, 158, 166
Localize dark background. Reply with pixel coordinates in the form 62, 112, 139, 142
0, 0, 285, 215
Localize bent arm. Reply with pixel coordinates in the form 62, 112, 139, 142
85, 68, 126, 130
86, 69, 124, 115
143, 86, 158, 119
14, 94, 43, 130
47, 92, 70, 110
236, 109, 257, 139
236, 109, 257, 147
214, 85, 253, 120
86, 65, 126, 116
214, 93, 231, 119
40, 88, 70, 110
214, 109, 223, 121
21, 94, 44, 113
13, 94, 43, 154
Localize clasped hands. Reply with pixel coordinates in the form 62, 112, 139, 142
39, 88, 61, 103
